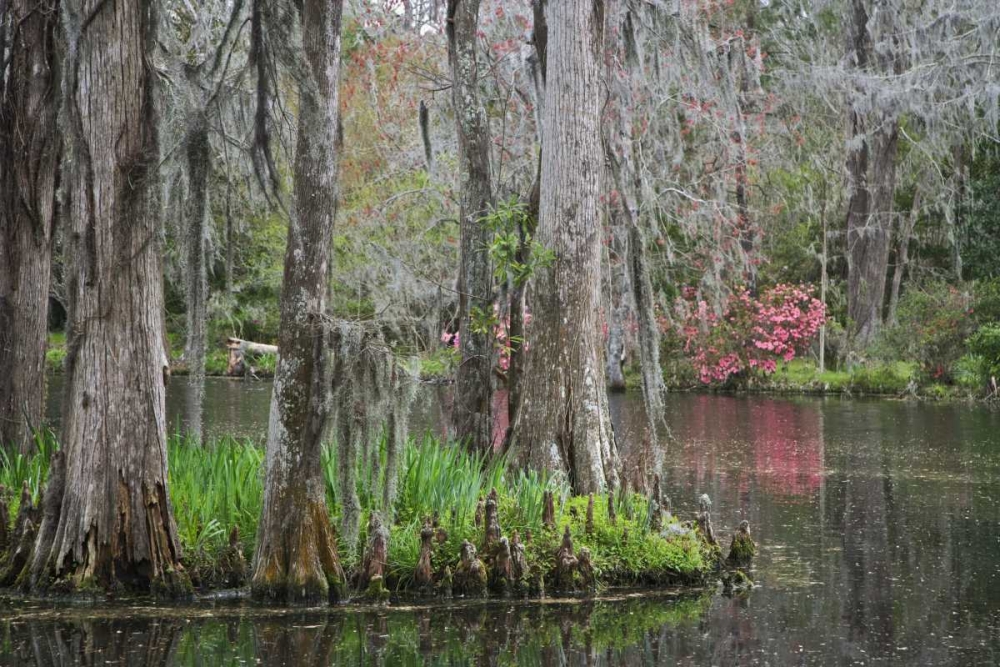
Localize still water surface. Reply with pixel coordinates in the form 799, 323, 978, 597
10, 377, 1000, 665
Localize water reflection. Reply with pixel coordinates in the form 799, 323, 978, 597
1, 595, 714, 666
37, 380, 1000, 665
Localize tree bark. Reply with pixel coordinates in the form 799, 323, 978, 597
845, 0, 900, 347
251, 0, 347, 605
604, 0, 666, 440
0, 0, 60, 455
604, 213, 629, 392
183, 116, 210, 442
505, 1, 547, 440
510, 0, 619, 494
887, 185, 921, 326
447, 0, 494, 451
29, 0, 188, 594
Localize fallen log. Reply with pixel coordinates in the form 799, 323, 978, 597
224, 338, 278, 376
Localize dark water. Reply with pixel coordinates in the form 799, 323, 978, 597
22, 380, 1000, 665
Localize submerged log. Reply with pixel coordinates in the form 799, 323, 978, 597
414, 518, 435, 592
484, 488, 501, 551
726, 520, 756, 569
453, 540, 487, 595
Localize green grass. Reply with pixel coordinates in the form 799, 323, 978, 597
1, 431, 711, 592
756, 358, 920, 394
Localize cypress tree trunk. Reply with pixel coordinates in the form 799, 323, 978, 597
29, 0, 188, 594
845, 0, 900, 347
510, 0, 619, 494
447, 0, 494, 450
0, 0, 60, 455
605, 212, 628, 392
182, 117, 210, 443
251, 0, 347, 605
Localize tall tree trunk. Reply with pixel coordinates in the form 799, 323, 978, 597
0, 0, 60, 454
251, 0, 346, 605
29, 0, 188, 594
845, 0, 900, 347
510, 0, 619, 494
505, 0, 547, 439
887, 186, 921, 326
604, 212, 628, 392
605, 0, 667, 440
183, 117, 210, 442
447, 0, 494, 450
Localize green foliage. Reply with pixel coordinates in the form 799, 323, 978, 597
965, 324, 1000, 387
167, 434, 265, 556
418, 347, 459, 379
0, 429, 58, 515
876, 281, 975, 381
2, 432, 709, 591
45, 331, 66, 373
973, 278, 1000, 324
847, 362, 916, 394
963, 139, 1000, 281
480, 197, 554, 288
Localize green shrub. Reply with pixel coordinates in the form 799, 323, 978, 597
973, 278, 1000, 324
877, 281, 975, 381
848, 362, 914, 394
966, 324, 1000, 386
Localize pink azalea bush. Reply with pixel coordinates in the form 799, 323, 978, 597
441, 304, 531, 372
679, 284, 826, 385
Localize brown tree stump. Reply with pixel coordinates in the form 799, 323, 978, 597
554, 526, 578, 591
358, 513, 390, 602
453, 540, 487, 596
414, 518, 435, 593
726, 521, 756, 569
542, 491, 556, 530
484, 488, 501, 551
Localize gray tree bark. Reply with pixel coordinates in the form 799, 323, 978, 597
0, 0, 60, 454
887, 185, 921, 326
845, 0, 901, 347
605, 214, 629, 392
510, 0, 619, 494
251, 0, 347, 605
29, 0, 188, 594
182, 116, 210, 442
447, 0, 494, 451
604, 0, 667, 439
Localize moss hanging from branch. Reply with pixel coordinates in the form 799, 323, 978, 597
329, 321, 416, 553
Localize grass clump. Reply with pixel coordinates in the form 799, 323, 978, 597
2, 431, 715, 597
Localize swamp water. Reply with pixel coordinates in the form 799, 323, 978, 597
9, 379, 1000, 665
